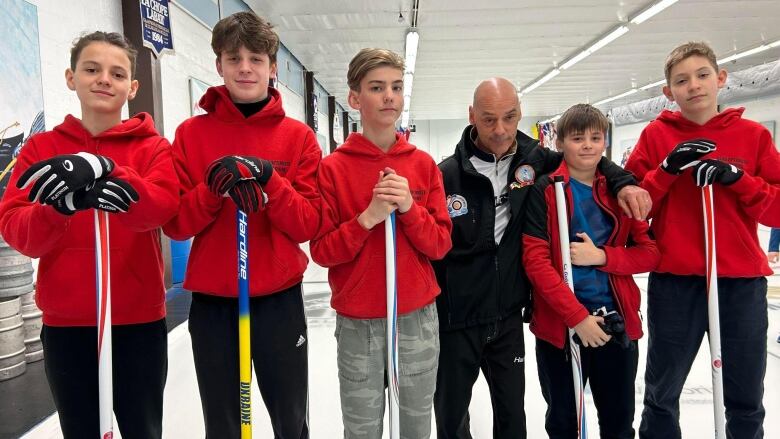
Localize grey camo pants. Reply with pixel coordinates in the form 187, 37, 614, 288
335, 302, 440, 439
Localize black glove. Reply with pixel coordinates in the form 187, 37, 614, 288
691, 159, 743, 187
660, 139, 716, 175
17, 153, 114, 203
52, 178, 139, 215
228, 180, 266, 213
205, 155, 273, 196
572, 309, 631, 349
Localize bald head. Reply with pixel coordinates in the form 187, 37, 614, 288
469, 77, 522, 157
473, 77, 519, 108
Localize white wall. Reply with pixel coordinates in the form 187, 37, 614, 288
277, 82, 305, 123
612, 93, 780, 164
728, 93, 780, 142
160, 2, 222, 140
27, 0, 124, 130
410, 115, 544, 164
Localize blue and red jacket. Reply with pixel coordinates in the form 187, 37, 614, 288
522, 162, 660, 349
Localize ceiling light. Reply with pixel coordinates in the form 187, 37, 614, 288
401, 110, 410, 128
520, 69, 561, 95
401, 30, 419, 129
404, 31, 419, 73
588, 26, 629, 54
559, 25, 630, 71
630, 0, 679, 25
594, 88, 639, 106
718, 39, 780, 64
539, 114, 562, 124
560, 50, 591, 70
640, 79, 666, 90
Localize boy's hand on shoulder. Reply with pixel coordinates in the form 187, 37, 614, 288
573, 315, 612, 348
691, 159, 743, 187
661, 138, 716, 175
570, 232, 606, 266
358, 170, 398, 230
17, 153, 114, 204
616, 185, 651, 220
374, 167, 413, 213
52, 177, 139, 215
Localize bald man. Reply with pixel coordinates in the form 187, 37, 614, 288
432, 78, 650, 438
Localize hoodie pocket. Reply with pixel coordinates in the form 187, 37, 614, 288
36, 248, 95, 321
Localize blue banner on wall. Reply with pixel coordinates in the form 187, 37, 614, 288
139, 0, 174, 57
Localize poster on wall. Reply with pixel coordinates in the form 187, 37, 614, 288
189, 77, 211, 116
139, 0, 174, 58
0, 0, 46, 197
616, 138, 637, 168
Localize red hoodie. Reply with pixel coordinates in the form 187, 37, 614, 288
522, 163, 659, 349
0, 113, 179, 326
163, 86, 321, 297
625, 108, 780, 277
311, 133, 452, 319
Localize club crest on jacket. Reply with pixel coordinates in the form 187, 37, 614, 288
447, 194, 468, 218
510, 164, 535, 190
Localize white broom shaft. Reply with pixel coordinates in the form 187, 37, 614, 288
554, 179, 587, 438
703, 185, 726, 437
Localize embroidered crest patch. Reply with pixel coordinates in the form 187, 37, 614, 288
447, 194, 468, 218
510, 164, 535, 190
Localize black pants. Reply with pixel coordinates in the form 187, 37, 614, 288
639, 273, 767, 439
189, 284, 309, 439
41, 319, 168, 439
536, 337, 639, 439
434, 311, 526, 439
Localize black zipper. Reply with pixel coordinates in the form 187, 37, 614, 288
592, 178, 627, 318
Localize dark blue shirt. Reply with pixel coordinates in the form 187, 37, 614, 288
569, 178, 615, 312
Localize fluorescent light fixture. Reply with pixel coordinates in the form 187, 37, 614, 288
540, 114, 562, 124
588, 26, 629, 54
559, 25, 629, 71
520, 69, 561, 95
403, 72, 414, 97
594, 88, 639, 106
401, 110, 410, 128
560, 26, 628, 70
630, 0, 679, 25
560, 50, 591, 70
640, 79, 666, 90
402, 30, 419, 129
718, 39, 780, 64
405, 31, 419, 73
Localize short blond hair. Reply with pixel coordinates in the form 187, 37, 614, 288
664, 41, 719, 85
347, 48, 404, 91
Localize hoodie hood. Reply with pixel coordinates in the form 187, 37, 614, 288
334, 132, 417, 159
656, 107, 745, 130
198, 85, 285, 123
54, 112, 160, 141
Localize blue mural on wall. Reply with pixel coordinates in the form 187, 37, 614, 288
0, 0, 45, 197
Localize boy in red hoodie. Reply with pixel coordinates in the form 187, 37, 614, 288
162, 12, 320, 438
310, 48, 452, 438
523, 104, 659, 438
624, 41, 780, 438
0, 31, 179, 438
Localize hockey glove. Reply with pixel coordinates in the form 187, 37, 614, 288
17, 153, 114, 203
228, 180, 267, 213
205, 155, 273, 196
660, 138, 716, 175
691, 159, 743, 187
52, 178, 139, 215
